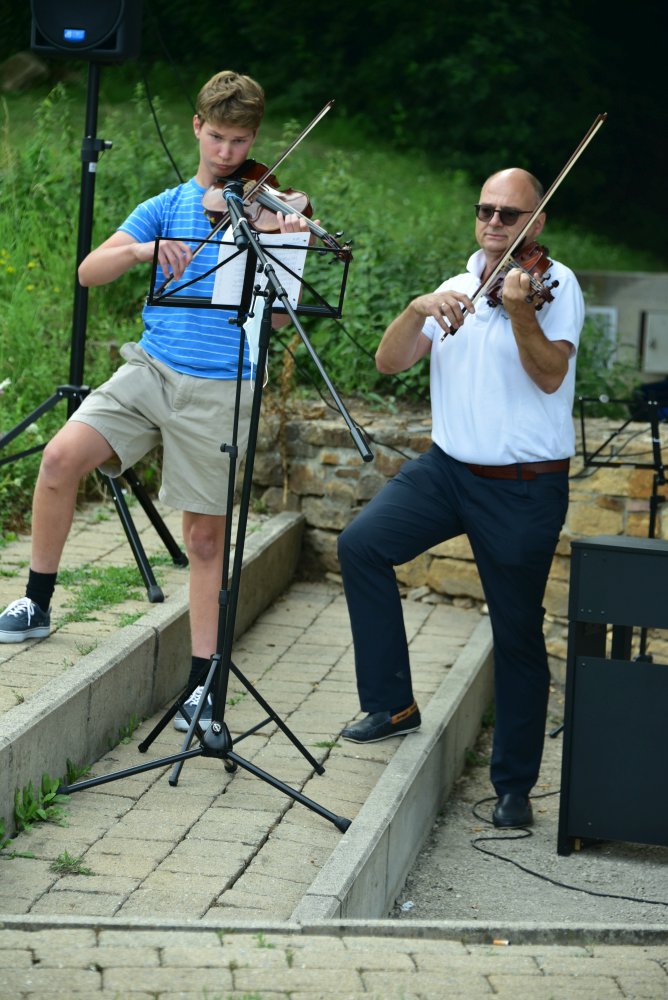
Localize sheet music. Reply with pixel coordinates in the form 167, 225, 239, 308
211, 230, 310, 308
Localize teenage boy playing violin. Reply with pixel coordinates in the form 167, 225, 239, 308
337, 167, 585, 829
0, 70, 307, 729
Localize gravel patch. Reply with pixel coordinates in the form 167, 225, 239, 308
393, 685, 668, 926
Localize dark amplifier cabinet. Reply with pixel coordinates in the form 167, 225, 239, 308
557, 535, 668, 855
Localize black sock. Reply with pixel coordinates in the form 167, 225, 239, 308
26, 570, 57, 614
188, 655, 210, 689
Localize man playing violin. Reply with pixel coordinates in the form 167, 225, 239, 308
0, 70, 307, 730
337, 167, 584, 829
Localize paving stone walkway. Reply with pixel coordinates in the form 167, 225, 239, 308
1, 502, 665, 998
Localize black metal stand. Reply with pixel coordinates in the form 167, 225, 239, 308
578, 395, 666, 660
549, 395, 667, 742
0, 62, 187, 602
59, 187, 372, 831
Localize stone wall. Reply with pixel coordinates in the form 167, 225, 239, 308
252, 397, 668, 680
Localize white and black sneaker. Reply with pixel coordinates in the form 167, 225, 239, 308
0, 597, 51, 643
173, 686, 213, 732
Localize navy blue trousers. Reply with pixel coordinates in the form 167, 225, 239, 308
337, 444, 569, 796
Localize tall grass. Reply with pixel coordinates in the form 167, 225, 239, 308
0, 83, 654, 534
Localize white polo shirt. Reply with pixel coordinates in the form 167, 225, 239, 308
422, 250, 584, 465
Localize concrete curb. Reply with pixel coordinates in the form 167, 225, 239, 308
2, 913, 665, 946
0, 511, 304, 833
293, 617, 495, 921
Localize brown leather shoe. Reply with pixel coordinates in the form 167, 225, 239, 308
341, 701, 421, 743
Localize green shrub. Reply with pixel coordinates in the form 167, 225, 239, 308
0, 85, 656, 534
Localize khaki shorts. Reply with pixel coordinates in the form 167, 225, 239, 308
71, 343, 253, 515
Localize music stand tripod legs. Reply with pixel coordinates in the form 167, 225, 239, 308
60, 211, 354, 833
0, 61, 187, 602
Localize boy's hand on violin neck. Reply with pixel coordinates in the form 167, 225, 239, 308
277, 212, 320, 236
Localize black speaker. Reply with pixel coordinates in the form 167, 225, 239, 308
557, 536, 668, 855
31, 0, 143, 62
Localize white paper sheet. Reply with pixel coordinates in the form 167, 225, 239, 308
211, 230, 310, 310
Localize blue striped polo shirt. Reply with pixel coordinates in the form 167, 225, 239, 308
119, 178, 250, 379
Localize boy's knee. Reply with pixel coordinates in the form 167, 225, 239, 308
40, 438, 79, 486
184, 518, 224, 563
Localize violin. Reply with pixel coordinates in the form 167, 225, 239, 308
201, 158, 352, 261
485, 241, 559, 311
153, 101, 351, 298
202, 159, 309, 228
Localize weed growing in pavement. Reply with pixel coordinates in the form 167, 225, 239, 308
254, 932, 275, 949
57, 564, 146, 623
313, 740, 340, 748
481, 704, 495, 728
465, 748, 490, 768
75, 640, 97, 656
14, 774, 69, 832
0, 829, 35, 860
117, 714, 141, 745
50, 851, 95, 876
118, 612, 142, 628
64, 757, 92, 785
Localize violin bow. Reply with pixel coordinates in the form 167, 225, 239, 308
473, 112, 608, 308
439, 112, 607, 340
155, 100, 336, 297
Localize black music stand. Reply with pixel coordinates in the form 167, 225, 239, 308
578, 393, 666, 659
59, 185, 371, 831
549, 393, 667, 741
0, 63, 187, 602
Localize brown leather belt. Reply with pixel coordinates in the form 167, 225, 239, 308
466, 458, 570, 481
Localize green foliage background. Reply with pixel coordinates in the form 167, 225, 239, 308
0, 1, 660, 533
2, 1, 664, 258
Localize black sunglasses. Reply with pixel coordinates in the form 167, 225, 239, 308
474, 204, 533, 226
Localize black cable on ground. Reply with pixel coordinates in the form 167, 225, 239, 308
470, 793, 668, 908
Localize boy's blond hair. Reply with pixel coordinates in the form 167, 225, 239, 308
195, 70, 265, 129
